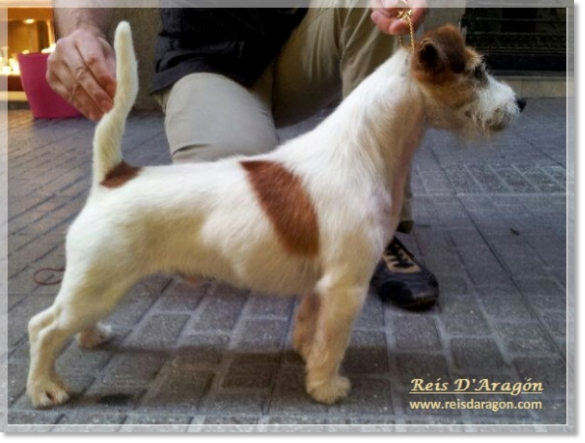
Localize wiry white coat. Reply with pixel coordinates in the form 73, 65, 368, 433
83, 48, 421, 293
27, 22, 522, 409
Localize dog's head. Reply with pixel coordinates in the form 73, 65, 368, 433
411, 25, 525, 135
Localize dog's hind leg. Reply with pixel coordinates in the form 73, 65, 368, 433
304, 276, 368, 404
27, 268, 140, 408
27, 304, 69, 408
77, 322, 113, 349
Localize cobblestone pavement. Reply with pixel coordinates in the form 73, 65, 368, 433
4, 98, 571, 432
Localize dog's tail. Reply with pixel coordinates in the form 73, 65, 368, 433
92, 21, 138, 187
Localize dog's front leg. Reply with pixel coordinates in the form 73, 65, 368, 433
304, 279, 367, 404
292, 292, 320, 362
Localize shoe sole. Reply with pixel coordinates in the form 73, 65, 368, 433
400, 297, 437, 311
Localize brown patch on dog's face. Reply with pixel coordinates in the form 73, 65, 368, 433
409, 24, 514, 133
101, 161, 141, 188
411, 25, 484, 109
241, 160, 319, 257
412, 25, 468, 83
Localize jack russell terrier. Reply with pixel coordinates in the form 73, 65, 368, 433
27, 21, 525, 408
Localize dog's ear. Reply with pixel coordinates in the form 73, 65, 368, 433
412, 37, 448, 83
416, 38, 444, 72
412, 25, 467, 83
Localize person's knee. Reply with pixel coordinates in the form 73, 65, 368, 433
162, 72, 278, 164
170, 130, 279, 164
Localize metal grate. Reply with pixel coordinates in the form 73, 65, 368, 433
461, 8, 567, 73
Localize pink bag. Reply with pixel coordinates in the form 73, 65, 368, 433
18, 53, 81, 119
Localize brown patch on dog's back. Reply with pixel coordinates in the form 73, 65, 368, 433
241, 160, 319, 257
101, 161, 141, 188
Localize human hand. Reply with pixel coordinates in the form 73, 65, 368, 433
370, 0, 428, 35
47, 28, 116, 121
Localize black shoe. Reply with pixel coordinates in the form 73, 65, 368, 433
371, 237, 439, 310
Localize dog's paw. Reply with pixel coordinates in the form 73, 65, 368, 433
27, 379, 70, 409
307, 375, 351, 404
77, 323, 113, 349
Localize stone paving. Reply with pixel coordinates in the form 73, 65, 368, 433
3, 98, 571, 432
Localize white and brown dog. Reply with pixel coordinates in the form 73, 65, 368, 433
27, 22, 524, 408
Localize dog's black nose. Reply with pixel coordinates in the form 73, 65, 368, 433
516, 97, 527, 112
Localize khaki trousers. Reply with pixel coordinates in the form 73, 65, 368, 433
155, 1, 414, 232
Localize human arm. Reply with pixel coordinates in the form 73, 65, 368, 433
48, 1, 116, 120
370, 0, 428, 35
